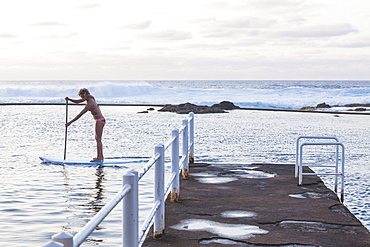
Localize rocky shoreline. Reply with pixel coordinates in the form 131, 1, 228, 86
156, 101, 370, 114
158, 101, 240, 114
149, 101, 370, 114
300, 102, 370, 112
2, 101, 369, 114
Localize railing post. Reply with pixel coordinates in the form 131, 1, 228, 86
299, 144, 304, 186
43, 232, 73, 247
189, 112, 194, 164
171, 129, 180, 202
123, 170, 138, 247
43, 241, 64, 247
154, 144, 165, 239
340, 145, 345, 203
182, 119, 189, 179
295, 137, 300, 178
335, 145, 339, 193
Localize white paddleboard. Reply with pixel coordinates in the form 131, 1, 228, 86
39, 157, 147, 165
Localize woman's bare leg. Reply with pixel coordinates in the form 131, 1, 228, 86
91, 121, 105, 162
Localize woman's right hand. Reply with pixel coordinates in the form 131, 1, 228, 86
65, 97, 69, 101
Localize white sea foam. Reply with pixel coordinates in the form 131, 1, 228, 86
1, 80, 370, 109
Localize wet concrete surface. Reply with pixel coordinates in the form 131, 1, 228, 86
143, 163, 370, 247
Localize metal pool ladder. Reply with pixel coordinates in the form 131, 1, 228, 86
296, 136, 345, 202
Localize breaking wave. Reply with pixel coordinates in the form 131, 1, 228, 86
1, 80, 370, 109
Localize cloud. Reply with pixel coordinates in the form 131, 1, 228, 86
200, 1, 229, 10
200, 0, 306, 12
183, 43, 231, 51
0, 33, 17, 38
39, 32, 79, 39
30, 22, 68, 27
192, 16, 275, 30
102, 46, 131, 51
139, 30, 192, 41
248, 0, 306, 10
121, 20, 152, 30
202, 29, 240, 38
76, 3, 102, 10
219, 17, 276, 29
2, 48, 370, 80
275, 24, 358, 38
193, 16, 274, 39
1, 1, 370, 80
339, 42, 370, 48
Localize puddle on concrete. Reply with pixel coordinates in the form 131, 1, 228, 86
288, 194, 306, 199
171, 219, 268, 240
191, 172, 219, 177
222, 210, 257, 218
212, 164, 261, 169
199, 238, 250, 245
230, 169, 276, 179
278, 220, 344, 231
199, 238, 318, 246
216, 186, 230, 190
193, 167, 276, 184
196, 177, 238, 184
192, 171, 238, 184
227, 167, 277, 179
229, 166, 261, 171
288, 192, 324, 199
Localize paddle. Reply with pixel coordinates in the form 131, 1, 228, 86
64, 99, 68, 160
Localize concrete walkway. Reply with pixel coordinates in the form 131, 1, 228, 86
143, 163, 370, 247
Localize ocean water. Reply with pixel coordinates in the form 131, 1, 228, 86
1, 80, 370, 246
1, 80, 370, 109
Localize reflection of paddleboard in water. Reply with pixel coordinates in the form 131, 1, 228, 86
39, 156, 147, 165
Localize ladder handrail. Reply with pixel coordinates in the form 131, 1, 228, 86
295, 136, 339, 178
298, 141, 345, 202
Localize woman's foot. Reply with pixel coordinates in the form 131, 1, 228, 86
90, 157, 103, 162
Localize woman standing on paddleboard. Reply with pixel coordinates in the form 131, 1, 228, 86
65, 88, 105, 162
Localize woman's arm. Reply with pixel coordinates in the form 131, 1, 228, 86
66, 105, 89, 127
65, 97, 85, 104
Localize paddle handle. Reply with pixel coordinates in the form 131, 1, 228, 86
64, 99, 68, 160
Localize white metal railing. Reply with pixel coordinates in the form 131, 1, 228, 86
296, 136, 345, 202
44, 112, 195, 247
295, 136, 339, 178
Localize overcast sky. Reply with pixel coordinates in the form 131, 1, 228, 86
0, 0, 369, 80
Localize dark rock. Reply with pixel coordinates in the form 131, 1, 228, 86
316, 102, 331, 108
138, 110, 149, 114
147, 108, 155, 111
158, 104, 178, 112
158, 101, 240, 114
299, 106, 316, 111
344, 103, 370, 107
211, 101, 240, 110
344, 103, 361, 107
355, 108, 366, 111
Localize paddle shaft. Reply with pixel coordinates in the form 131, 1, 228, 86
64, 99, 68, 160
